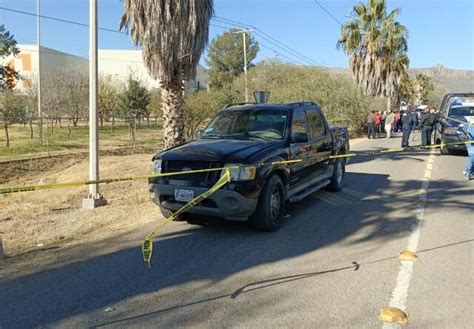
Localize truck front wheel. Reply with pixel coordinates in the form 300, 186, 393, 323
159, 205, 188, 221
251, 175, 285, 231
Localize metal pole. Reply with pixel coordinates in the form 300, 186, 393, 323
243, 31, 248, 102
37, 0, 42, 145
233, 29, 253, 102
83, 0, 106, 209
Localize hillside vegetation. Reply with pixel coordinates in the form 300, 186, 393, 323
231, 61, 386, 135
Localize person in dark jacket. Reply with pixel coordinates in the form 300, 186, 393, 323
367, 111, 376, 139
419, 107, 437, 146
401, 108, 416, 147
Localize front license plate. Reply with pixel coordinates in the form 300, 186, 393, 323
174, 189, 194, 203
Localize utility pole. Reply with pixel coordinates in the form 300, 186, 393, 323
37, 0, 42, 145
82, 0, 106, 209
233, 29, 254, 102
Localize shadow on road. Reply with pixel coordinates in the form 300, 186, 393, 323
0, 170, 472, 328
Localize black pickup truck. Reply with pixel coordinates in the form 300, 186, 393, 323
149, 102, 350, 231
434, 93, 474, 155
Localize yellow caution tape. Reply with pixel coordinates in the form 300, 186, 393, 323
142, 168, 232, 267
329, 139, 474, 160
1, 140, 473, 196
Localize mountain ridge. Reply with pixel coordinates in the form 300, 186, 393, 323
328, 64, 474, 92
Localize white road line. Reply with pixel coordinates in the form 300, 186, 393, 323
382, 150, 436, 329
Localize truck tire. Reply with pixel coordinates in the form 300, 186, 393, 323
327, 157, 345, 191
251, 175, 285, 231
159, 205, 188, 221
440, 144, 452, 155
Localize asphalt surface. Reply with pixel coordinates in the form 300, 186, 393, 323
1, 133, 473, 328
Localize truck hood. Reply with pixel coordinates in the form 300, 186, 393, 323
157, 138, 282, 163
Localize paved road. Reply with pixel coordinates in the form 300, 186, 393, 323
1, 133, 473, 328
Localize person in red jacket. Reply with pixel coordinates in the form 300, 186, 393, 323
374, 111, 382, 138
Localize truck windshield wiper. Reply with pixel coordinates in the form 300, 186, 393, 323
201, 133, 224, 139
231, 132, 270, 141
246, 133, 270, 141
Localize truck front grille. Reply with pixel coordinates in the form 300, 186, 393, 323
164, 161, 223, 184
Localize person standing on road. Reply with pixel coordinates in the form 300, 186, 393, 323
394, 111, 401, 132
419, 107, 436, 147
460, 121, 474, 180
367, 111, 376, 139
385, 111, 395, 138
374, 111, 382, 138
401, 108, 416, 147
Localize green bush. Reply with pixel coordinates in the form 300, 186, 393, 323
230, 61, 386, 136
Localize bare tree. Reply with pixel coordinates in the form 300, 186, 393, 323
99, 74, 122, 128
0, 91, 26, 147
23, 77, 38, 139
65, 70, 88, 128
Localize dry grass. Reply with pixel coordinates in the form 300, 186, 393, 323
0, 153, 161, 256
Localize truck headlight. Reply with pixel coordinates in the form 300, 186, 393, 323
222, 164, 257, 181
153, 159, 162, 173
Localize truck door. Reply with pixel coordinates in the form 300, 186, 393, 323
288, 109, 313, 186
306, 108, 331, 177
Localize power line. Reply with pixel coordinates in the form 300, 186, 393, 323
314, 0, 343, 26
0, 6, 126, 35
210, 23, 305, 66
213, 16, 321, 66
214, 16, 319, 65
2, 5, 316, 66
259, 44, 305, 65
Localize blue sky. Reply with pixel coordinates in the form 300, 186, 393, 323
1, 0, 473, 69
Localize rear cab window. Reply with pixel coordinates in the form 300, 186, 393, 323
306, 108, 327, 138
291, 109, 311, 137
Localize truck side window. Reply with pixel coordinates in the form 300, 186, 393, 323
291, 110, 310, 136
306, 109, 326, 138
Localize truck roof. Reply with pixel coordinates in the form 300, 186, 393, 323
222, 102, 319, 111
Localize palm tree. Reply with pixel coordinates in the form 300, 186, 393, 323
337, 0, 409, 111
413, 74, 433, 105
120, 0, 214, 148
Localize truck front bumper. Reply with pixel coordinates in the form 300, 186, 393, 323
442, 134, 467, 150
149, 184, 258, 221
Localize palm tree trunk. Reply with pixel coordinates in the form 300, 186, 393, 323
387, 97, 396, 112
161, 82, 185, 149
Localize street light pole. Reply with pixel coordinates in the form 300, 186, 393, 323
242, 31, 248, 102
36, 0, 42, 145
83, 0, 106, 209
233, 29, 254, 102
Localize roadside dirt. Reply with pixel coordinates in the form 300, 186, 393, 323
0, 151, 161, 258
0, 137, 367, 260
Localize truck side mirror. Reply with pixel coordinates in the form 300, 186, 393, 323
195, 129, 203, 139
293, 132, 308, 143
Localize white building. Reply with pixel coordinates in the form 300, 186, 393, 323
2, 44, 87, 90
98, 49, 208, 90
2, 44, 208, 91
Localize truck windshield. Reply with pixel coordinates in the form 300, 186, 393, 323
449, 106, 474, 117
201, 109, 288, 140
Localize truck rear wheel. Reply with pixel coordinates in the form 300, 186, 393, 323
251, 175, 285, 231
327, 157, 345, 191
